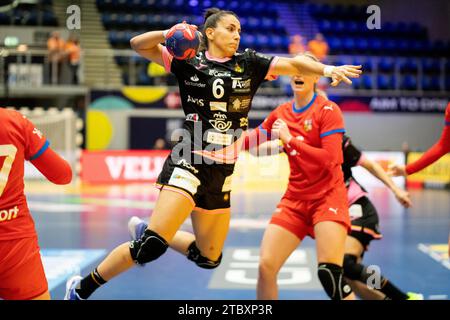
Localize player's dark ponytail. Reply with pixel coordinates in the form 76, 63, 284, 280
199, 7, 239, 51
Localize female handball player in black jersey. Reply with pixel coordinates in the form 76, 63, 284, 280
65, 8, 361, 299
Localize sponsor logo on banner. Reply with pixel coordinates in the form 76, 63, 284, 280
186, 113, 199, 122
187, 95, 204, 107
370, 97, 448, 112
209, 113, 232, 132
80, 150, 170, 183
210, 101, 228, 112
350, 151, 405, 188
406, 152, 450, 186
168, 167, 201, 195
231, 77, 251, 93
229, 96, 251, 112
206, 131, 233, 145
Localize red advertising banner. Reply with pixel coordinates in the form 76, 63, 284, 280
81, 150, 170, 183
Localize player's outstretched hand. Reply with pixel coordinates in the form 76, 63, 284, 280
330, 65, 362, 86
394, 188, 412, 208
388, 163, 407, 177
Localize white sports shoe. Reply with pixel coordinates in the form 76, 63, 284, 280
127, 216, 147, 241
64, 275, 83, 300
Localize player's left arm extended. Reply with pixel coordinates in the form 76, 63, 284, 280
405, 125, 450, 175
360, 157, 412, 208
249, 140, 283, 157
242, 127, 282, 156
31, 148, 72, 185
271, 56, 362, 86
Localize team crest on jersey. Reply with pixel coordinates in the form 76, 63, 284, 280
303, 119, 313, 132
209, 113, 232, 132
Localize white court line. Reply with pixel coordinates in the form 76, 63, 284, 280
417, 243, 450, 270
428, 295, 448, 300
28, 201, 96, 212
183, 218, 270, 229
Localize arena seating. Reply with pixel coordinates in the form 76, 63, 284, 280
0, 0, 57, 27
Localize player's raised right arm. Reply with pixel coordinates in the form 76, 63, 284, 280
130, 31, 166, 66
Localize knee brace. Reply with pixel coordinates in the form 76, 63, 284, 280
187, 241, 222, 269
129, 229, 168, 265
318, 263, 353, 300
343, 254, 386, 285
343, 254, 365, 280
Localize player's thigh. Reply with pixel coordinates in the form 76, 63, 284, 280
315, 221, 348, 264
148, 188, 195, 241
259, 223, 302, 275
345, 235, 365, 258
191, 208, 230, 260
32, 290, 51, 300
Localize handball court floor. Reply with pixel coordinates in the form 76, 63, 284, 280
26, 180, 450, 300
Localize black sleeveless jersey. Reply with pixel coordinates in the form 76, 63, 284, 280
169, 49, 275, 163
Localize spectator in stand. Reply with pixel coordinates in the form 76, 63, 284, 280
307, 33, 329, 62
47, 31, 66, 84
153, 138, 167, 150
288, 35, 306, 55
65, 34, 81, 85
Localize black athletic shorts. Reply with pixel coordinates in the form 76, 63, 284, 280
349, 196, 383, 250
156, 153, 234, 212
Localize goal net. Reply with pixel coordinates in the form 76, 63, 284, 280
15, 107, 83, 180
